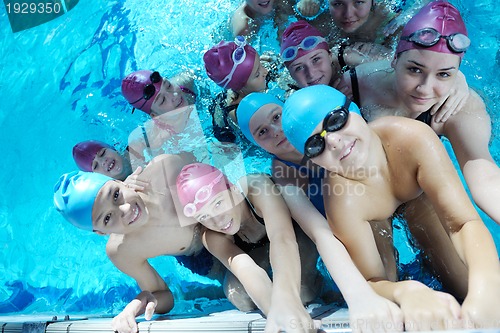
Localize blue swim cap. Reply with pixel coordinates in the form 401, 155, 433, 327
53, 170, 112, 231
282, 85, 361, 154
237, 92, 284, 145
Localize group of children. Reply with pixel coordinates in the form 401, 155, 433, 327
53, 1, 500, 332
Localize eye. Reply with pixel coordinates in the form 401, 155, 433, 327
437, 71, 451, 79
98, 148, 106, 157
160, 95, 166, 106
273, 113, 281, 122
92, 161, 98, 171
258, 127, 268, 137
113, 189, 120, 201
408, 66, 422, 74
198, 214, 208, 222
104, 213, 111, 226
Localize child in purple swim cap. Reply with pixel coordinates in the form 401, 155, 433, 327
281, 20, 391, 92
203, 36, 270, 142
339, 0, 500, 229
73, 140, 133, 180
121, 69, 196, 117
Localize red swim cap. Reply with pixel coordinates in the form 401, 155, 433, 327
73, 140, 113, 172
203, 38, 257, 91
280, 20, 329, 67
396, 1, 468, 58
121, 70, 163, 114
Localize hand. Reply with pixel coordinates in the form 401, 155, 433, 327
111, 291, 157, 333
349, 294, 403, 332
296, 0, 321, 18
332, 77, 353, 100
264, 296, 319, 332
461, 276, 500, 328
431, 71, 469, 122
124, 167, 149, 192
397, 284, 462, 331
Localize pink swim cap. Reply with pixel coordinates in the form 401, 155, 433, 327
73, 140, 113, 172
121, 70, 163, 114
280, 20, 329, 67
396, 0, 468, 58
176, 163, 232, 217
203, 37, 257, 91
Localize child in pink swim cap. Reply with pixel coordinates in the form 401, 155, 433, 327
176, 162, 322, 330
73, 140, 132, 180
281, 20, 389, 91
121, 69, 196, 117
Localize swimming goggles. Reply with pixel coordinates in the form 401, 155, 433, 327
400, 28, 470, 53
131, 71, 162, 112
183, 173, 224, 217
303, 98, 351, 159
281, 36, 326, 62
217, 36, 247, 89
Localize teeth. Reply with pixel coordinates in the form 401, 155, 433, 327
221, 219, 232, 231
130, 204, 140, 224
341, 143, 353, 160
108, 160, 115, 172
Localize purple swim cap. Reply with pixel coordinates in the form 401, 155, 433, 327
121, 70, 163, 114
280, 20, 329, 67
203, 37, 257, 91
176, 163, 231, 217
396, 1, 468, 58
73, 140, 113, 172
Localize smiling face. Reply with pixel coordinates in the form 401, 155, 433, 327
246, 0, 275, 16
91, 181, 148, 234
288, 49, 334, 88
241, 55, 269, 93
249, 103, 297, 156
150, 78, 191, 117
92, 148, 129, 180
393, 49, 460, 115
193, 188, 245, 235
329, 0, 372, 33
309, 112, 371, 175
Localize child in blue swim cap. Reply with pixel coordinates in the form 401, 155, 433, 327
53, 154, 225, 333
237, 91, 406, 330
281, 84, 500, 329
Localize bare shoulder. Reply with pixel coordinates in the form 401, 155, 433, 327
230, 3, 251, 36
106, 233, 145, 264
371, 116, 441, 151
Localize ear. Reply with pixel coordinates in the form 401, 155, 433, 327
391, 55, 398, 69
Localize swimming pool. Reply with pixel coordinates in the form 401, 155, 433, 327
1, 0, 499, 317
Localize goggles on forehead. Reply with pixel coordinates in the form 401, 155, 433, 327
400, 28, 470, 53
281, 36, 327, 62
183, 173, 224, 217
217, 36, 247, 89
131, 71, 162, 113
304, 98, 351, 159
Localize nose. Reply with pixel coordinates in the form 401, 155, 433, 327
415, 75, 432, 94
119, 203, 131, 217
324, 131, 342, 150
344, 4, 355, 18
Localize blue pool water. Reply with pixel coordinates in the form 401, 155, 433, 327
0, 0, 499, 316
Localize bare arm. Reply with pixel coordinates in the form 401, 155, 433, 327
280, 185, 404, 332
106, 236, 173, 333
245, 174, 314, 332
201, 229, 273, 314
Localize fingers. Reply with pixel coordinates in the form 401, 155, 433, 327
144, 301, 156, 321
